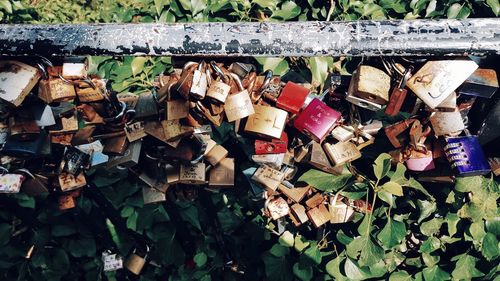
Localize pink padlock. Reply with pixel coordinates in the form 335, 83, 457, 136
405, 150, 435, 171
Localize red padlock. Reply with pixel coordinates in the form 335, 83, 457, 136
255, 132, 288, 155
276, 82, 310, 115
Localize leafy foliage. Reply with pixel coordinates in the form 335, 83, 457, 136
0, 0, 499, 281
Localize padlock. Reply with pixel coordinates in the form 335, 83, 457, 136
430, 110, 464, 136
294, 142, 311, 163
406, 59, 478, 109
404, 148, 435, 172
458, 68, 498, 98
77, 104, 104, 125
75, 141, 109, 167
124, 121, 147, 142
0, 61, 42, 107
348, 65, 391, 107
255, 133, 288, 155
331, 125, 355, 142
266, 197, 289, 220
0, 168, 25, 194
102, 251, 124, 272
208, 158, 235, 188
224, 89, 255, 122
117, 92, 139, 108
244, 105, 287, 139
251, 165, 285, 192
323, 141, 361, 167
58, 194, 76, 210
190, 61, 208, 99
58, 172, 86, 192
205, 144, 228, 166
9, 112, 40, 141
351, 199, 373, 214
106, 140, 142, 168
142, 186, 166, 204
385, 67, 412, 116
329, 195, 355, 224
51, 133, 73, 146
229, 62, 254, 79
124, 246, 149, 275
487, 158, 500, 176
174, 62, 198, 99
443, 135, 490, 176
0, 122, 8, 144
1, 131, 48, 158
206, 62, 231, 103
433, 91, 457, 112
134, 92, 159, 120
290, 203, 309, 226
306, 204, 331, 228
103, 134, 129, 156
305, 193, 325, 209
62, 147, 91, 175
308, 142, 342, 174
179, 162, 206, 184
278, 183, 310, 203
408, 119, 431, 152
294, 99, 341, 143
38, 76, 76, 104
384, 118, 417, 148
16, 169, 49, 196
75, 78, 106, 102
165, 99, 189, 120
61, 58, 87, 79
276, 82, 310, 114
251, 153, 285, 169
49, 110, 79, 135
161, 120, 194, 141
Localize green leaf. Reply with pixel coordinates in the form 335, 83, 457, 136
344, 257, 371, 280
389, 270, 412, 281
191, 0, 207, 15
308, 57, 333, 90
407, 178, 434, 200
194, 252, 208, 267
487, 0, 500, 16
446, 213, 459, 237
417, 200, 437, 223
254, 57, 290, 76
469, 221, 486, 241
420, 218, 444, 237
451, 254, 484, 280
481, 233, 499, 261
279, 231, 294, 248
294, 234, 310, 252
271, 1, 301, 20
131, 57, 148, 76
325, 255, 347, 280
377, 219, 406, 248
373, 153, 392, 180
262, 251, 292, 281
293, 262, 313, 281
420, 237, 441, 253
447, 3, 462, 19
270, 244, 289, 257
455, 176, 483, 193
381, 181, 403, 196
378, 190, 395, 207
0, 223, 10, 246
252, 0, 279, 10
0, 0, 12, 13
390, 163, 407, 184
304, 242, 321, 265
346, 235, 384, 267
52, 224, 77, 237
298, 169, 351, 192
423, 265, 450, 281
422, 252, 440, 267
178, 203, 201, 230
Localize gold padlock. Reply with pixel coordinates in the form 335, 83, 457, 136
124, 246, 149, 275
224, 89, 255, 122
251, 165, 285, 192
165, 99, 190, 120
0, 61, 41, 107
308, 142, 342, 174
244, 105, 287, 139
179, 162, 206, 184
38, 77, 76, 104
348, 65, 391, 105
323, 141, 361, 167
75, 78, 106, 102
206, 62, 231, 103
205, 144, 228, 166
208, 158, 234, 188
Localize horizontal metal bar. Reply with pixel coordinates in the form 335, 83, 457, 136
0, 19, 499, 57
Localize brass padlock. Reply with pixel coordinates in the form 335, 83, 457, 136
58, 194, 76, 210
244, 105, 287, 139
384, 118, 417, 148
142, 186, 166, 204
161, 120, 194, 141
61, 59, 87, 80
165, 99, 189, 120
103, 134, 129, 156
75, 78, 106, 102
224, 89, 255, 122
179, 162, 206, 184
38, 76, 76, 104
0, 61, 42, 107
124, 121, 146, 142
206, 62, 231, 103
174, 62, 198, 99
406, 59, 478, 109
251, 153, 285, 169
347, 65, 390, 107
308, 142, 342, 174
9, 112, 40, 141
266, 196, 289, 220
124, 246, 149, 275
205, 144, 228, 166
58, 172, 86, 192
77, 104, 104, 125
251, 165, 285, 192
190, 61, 208, 100
208, 158, 234, 188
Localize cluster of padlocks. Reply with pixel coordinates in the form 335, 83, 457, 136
0, 56, 498, 274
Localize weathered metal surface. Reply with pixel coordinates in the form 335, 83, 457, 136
0, 19, 499, 57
